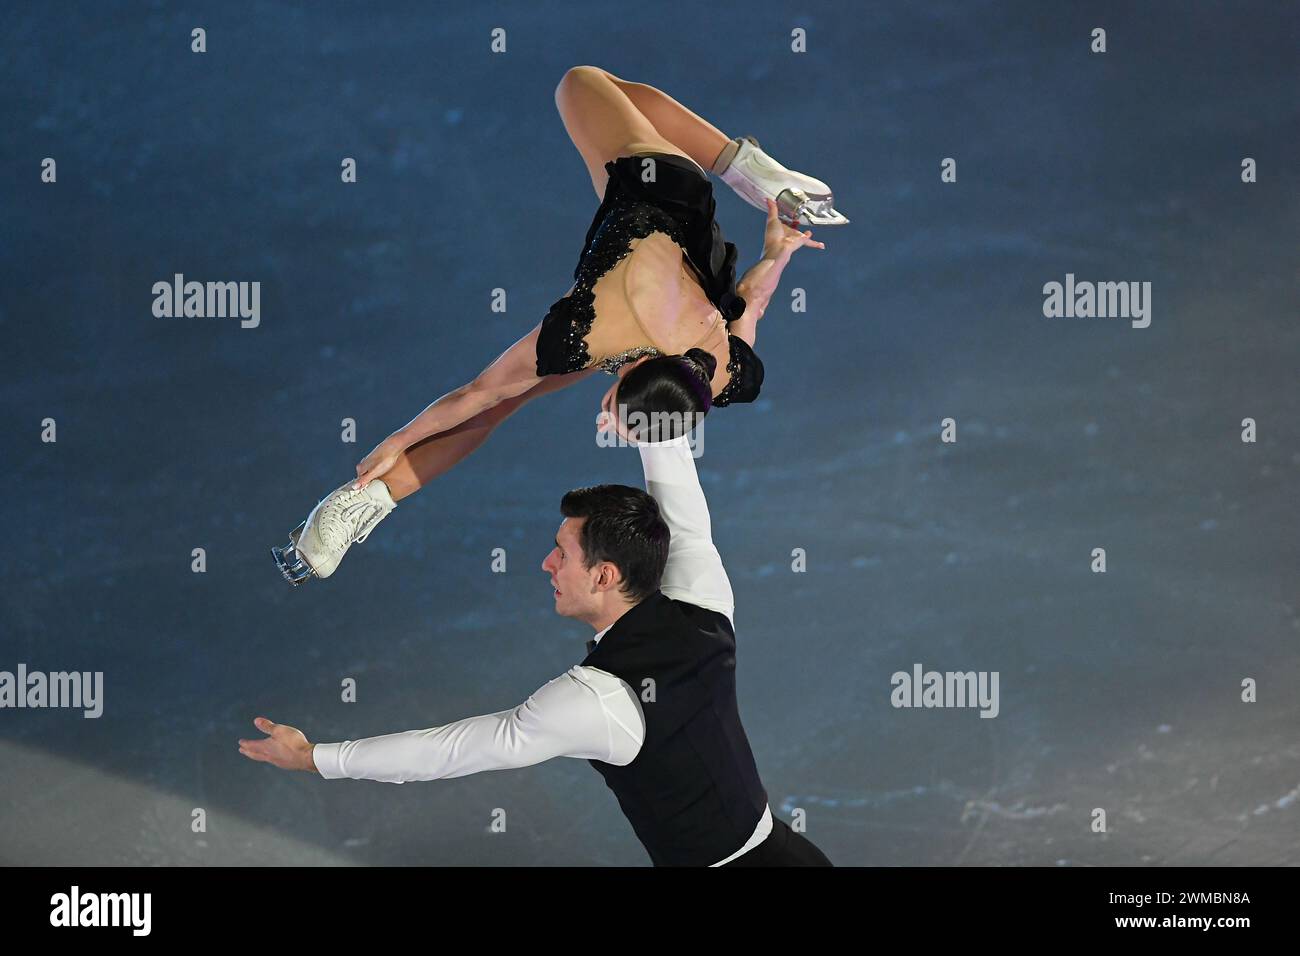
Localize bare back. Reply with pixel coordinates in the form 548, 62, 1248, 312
578, 230, 734, 396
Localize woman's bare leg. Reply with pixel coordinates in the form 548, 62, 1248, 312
379, 368, 598, 501
593, 68, 732, 174
378, 413, 506, 502
555, 65, 731, 198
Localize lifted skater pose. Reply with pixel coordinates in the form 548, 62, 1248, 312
245, 418, 832, 866
273, 65, 846, 585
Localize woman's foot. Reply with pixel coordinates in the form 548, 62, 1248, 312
272, 479, 397, 585
711, 135, 849, 227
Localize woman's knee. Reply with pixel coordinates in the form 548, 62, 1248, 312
555, 65, 608, 102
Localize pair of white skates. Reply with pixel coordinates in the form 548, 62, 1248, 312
272, 137, 847, 585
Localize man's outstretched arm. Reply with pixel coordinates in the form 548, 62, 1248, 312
238, 667, 643, 782
637, 434, 734, 624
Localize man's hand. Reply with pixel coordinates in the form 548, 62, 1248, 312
238, 717, 318, 773
597, 407, 640, 444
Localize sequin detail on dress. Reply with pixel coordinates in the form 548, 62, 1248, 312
598, 344, 664, 374
547, 196, 690, 374
711, 333, 765, 407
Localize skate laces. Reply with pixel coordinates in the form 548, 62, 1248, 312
318, 487, 385, 552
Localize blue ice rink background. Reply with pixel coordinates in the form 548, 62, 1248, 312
2, 0, 1298, 865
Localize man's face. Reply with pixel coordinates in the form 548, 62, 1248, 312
541, 517, 602, 620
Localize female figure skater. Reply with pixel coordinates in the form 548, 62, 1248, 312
273, 65, 847, 585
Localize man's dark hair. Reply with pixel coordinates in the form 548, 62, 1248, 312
559, 484, 669, 602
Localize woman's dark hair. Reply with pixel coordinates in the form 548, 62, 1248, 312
615, 348, 717, 442
559, 484, 669, 602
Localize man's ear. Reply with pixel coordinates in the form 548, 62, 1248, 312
594, 561, 623, 594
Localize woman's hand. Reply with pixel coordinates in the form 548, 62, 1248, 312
355, 435, 407, 489
733, 201, 823, 347
762, 197, 826, 262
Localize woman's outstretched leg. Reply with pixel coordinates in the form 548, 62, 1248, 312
379, 366, 598, 500
377, 402, 517, 501
272, 368, 596, 584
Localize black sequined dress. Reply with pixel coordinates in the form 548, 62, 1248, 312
535, 152, 765, 407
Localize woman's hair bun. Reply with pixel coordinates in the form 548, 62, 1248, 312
682, 347, 717, 384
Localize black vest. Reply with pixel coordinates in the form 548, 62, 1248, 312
581, 591, 768, 866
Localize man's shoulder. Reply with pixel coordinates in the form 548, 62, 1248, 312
660, 590, 735, 633
659, 593, 736, 640
628, 589, 730, 625
585, 593, 735, 667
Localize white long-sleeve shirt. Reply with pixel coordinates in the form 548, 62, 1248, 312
312, 435, 772, 865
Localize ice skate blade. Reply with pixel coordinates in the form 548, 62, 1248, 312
271, 522, 316, 586
776, 188, 849, 228
271, 545, 316, 586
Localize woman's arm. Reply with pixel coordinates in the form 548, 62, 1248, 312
729, 198, 826, 348
354, 322, 548, 487
396, 280, 578, 448
377, 365, 599, 497
731, 257, 783, 347
399, 322, 546, 442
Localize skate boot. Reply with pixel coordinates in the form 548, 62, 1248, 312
710, 135, 849, 227
272, 479, 397, 585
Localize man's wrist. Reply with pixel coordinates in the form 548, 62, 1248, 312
305, 743, 319, 774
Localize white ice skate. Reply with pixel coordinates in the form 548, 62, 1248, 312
711, 135, 849, 227
272, 479, 397, 586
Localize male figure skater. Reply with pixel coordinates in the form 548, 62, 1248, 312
240, 425, 831, 867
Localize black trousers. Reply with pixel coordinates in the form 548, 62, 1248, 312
721, 818, 833, 867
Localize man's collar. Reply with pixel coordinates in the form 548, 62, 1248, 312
584, 591, 664, 654
587, 622, 614, 652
